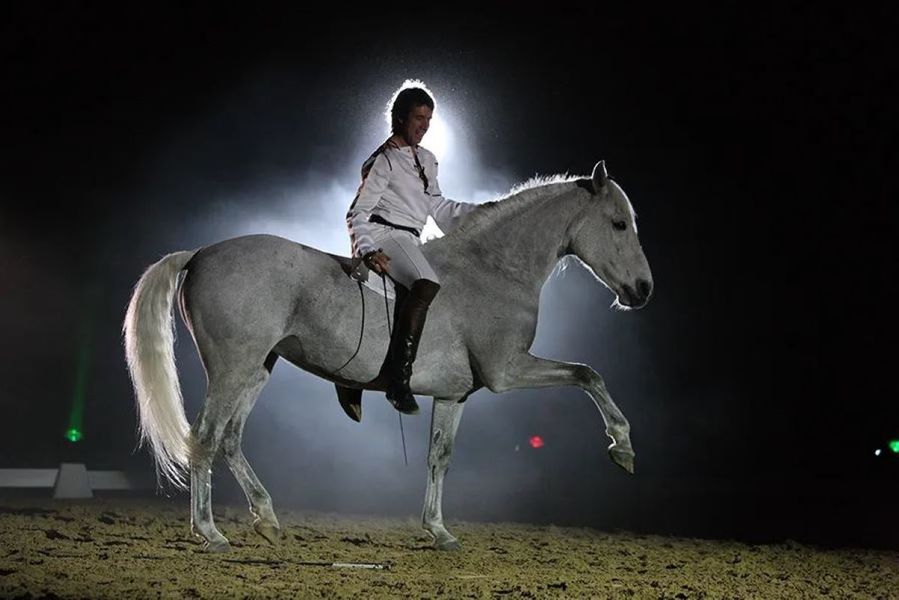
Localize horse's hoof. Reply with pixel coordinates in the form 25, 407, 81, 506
204, 538, 231, 553
435, 537, 461, 551
253, 519, 281, 545
609, 447, 635, 474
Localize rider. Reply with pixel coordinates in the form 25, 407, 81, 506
346, 82, 477, 415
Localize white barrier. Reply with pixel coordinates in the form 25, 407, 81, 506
0, 464, 147, 498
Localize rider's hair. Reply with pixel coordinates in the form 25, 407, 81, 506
389, 85, 435, 136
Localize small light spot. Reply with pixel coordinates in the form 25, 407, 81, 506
874, 448, 882, 457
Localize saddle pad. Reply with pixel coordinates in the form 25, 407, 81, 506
333, 253, 396, 300
360, 268, 396, 300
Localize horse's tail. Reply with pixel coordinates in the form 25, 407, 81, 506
123, 249, 199, 490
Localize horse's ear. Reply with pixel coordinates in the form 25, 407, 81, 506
591, 160, 609, 193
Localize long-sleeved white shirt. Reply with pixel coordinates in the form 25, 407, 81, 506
346, 141, 477, 258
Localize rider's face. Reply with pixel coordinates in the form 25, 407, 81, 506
401, 104, 432, 146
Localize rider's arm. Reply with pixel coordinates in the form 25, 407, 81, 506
346, 153, 391, 258
430, 193, 478, 234
425, 157, 478, 234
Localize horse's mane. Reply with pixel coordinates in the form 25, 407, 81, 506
508, 173, 583, 196
449, 173, 585, 238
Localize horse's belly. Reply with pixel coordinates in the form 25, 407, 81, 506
411, 333, 476, 397
275, 318, 474, 397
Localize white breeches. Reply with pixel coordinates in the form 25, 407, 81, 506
369, 222, 440, 289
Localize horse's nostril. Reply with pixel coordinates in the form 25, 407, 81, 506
637, 279, 652, 300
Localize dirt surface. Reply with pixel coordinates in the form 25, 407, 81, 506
0, 498, 896, 599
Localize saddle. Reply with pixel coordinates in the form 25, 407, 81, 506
333, 253, 396, 299
336, 255, 369, 283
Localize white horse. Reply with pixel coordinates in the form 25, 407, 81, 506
123, 161, 653, 552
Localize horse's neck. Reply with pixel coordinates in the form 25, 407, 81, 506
444, 183, 585, 294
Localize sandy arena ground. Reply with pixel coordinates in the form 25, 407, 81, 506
0, 497, 896, 599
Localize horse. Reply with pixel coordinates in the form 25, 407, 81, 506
123, 160, 653, 552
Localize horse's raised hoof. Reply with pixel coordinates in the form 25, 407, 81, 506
253, 519, 282, 545
609, 447, 635, 474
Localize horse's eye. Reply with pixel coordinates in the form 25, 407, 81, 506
613, 220, 627, 231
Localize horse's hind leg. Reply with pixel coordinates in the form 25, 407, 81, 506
422, 395, 467, 551
221, 416, 281, 544
221, 354, 281, 544
189, 366, 269, 552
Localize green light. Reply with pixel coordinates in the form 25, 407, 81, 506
889, 440, 899, 454
66, 289, 97, 446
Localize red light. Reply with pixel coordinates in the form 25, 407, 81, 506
529, 435, 544, 449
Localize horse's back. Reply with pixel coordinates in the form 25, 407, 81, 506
186, 234, 355, 291
179, 235, 351, 361
187, 234, 342, 272
178, 233, 475, 395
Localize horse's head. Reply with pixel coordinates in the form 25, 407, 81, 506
569, 161, 653, 310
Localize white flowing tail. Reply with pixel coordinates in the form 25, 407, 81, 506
123, 250, 198, 489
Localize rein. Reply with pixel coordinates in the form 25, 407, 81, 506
328, 273, 409, 466
328, 280, 367, 376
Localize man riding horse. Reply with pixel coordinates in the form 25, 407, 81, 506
346, 82, 478, 414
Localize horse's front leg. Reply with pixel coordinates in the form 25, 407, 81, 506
422, 395, 467, 551
486, 353, 635, 473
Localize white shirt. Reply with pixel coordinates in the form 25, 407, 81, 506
346, 141, 477, 258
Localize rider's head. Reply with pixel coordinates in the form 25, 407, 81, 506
387, 82, 435, 146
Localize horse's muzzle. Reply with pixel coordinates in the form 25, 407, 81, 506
621, 278, 653, 307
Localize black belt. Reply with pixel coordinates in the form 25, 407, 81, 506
369, 214, 420, 237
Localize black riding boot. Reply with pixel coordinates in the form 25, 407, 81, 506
385, 279, 441, 414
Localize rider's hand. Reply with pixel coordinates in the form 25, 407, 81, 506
363, 250, 390, 274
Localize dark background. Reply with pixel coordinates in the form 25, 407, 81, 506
2, 5, 897, 548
